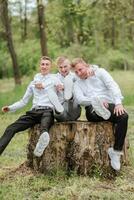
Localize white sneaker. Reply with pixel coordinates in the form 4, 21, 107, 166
91, 96, 111, 120
34, 132, 50, 157
47, 89, 64, 113
64, 75, 73, 100
108, 147, 122, 171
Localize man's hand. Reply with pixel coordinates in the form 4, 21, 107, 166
55, 84, 64, 92
2, 106, 10, 113
87, 68, 95, 77
82, 68, 95, 79
103, 101, 109, 108
114, 104, 126, 116
35, 83, 44, 90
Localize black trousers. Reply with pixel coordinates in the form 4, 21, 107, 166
0, 108, 54, 155
85, 104, 128, 151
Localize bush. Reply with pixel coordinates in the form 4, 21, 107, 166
93, 49, 134, 71
56, 43, 98, 63
17, 39, 41, 76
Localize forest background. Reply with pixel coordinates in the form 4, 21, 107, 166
1, 0, 134, 82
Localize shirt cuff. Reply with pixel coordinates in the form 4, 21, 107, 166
8, 105, 16, 112
115, 98, 122, 105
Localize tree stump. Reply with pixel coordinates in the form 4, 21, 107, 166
27, 121, 129, 176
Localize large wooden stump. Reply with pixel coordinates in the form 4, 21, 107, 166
27, 121, 129, 176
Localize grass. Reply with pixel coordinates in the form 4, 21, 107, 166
0, 71, 134, 199
110, 70, 134, 105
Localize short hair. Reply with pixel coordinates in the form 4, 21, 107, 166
56, 56, 71, 66
41, 56, 52, 63
71, 57, 87, 68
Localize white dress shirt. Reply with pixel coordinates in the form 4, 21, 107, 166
56, 71, 77, 83
74, 68, 123, 106
9, 73, 62, 112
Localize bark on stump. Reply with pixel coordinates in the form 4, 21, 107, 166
27, 121, 129, 176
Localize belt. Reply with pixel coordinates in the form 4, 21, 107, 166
32, 106, 52, 111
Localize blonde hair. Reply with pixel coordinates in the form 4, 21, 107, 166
56, 56, 71, 66
71, 57, 87, 68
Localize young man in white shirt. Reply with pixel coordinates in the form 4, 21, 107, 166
54, 56, 81, 122
0, 56, 63, 157
72, 58, 128, 171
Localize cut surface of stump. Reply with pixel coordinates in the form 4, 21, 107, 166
27, 121, 129, 176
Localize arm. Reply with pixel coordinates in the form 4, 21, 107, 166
98, 68, 123, 105
73, 82, 91, 106
2, 83, 33, 113
54, 76, 64, 92
98, 68, 125, 115
34, 73, 45, 90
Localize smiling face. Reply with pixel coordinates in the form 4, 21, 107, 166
40, 58, 52, 75
74, 62, 89, 79
56, 57, 71, 77
58, 60, 71, 77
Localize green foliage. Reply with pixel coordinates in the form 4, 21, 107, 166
93, 49, 134, 71
17, 40, 41, 76
0, 40, 41, 78
0, 0, 134, 80
0, 77, 32, 111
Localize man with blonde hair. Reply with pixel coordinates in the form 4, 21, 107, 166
54, 56, 81, 121
72, 57, 128, 171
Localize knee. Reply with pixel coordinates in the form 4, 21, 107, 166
119, 112, 129, 122
6, 124, 14, 132
86, 110, 96, 121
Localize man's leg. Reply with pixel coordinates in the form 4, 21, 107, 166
47, 89, 64, 113
55, 111, 68, 122
54, 100, 81, 122
0, 112, 37, 155
107, 104, 129, 151
91, 96, 111, 120
107, 104, 128, 151
107, 104, 128, 171
55, 101, 69, 122
86, 104, 128, 170
66, 99, 81, 121
86, 105, 105, 122
34, 109, 54, 157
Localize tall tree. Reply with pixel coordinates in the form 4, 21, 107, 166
24, 0, 28, 39
0, 0, 21, 84
37, 0, 48, 56
62, 0, 75, 45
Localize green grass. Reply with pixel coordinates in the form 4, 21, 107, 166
0, 71, 134, 200
110, 70, 134, 106
0, 76, 32, 113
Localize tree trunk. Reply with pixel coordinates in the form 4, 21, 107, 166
23, 0, 28, 40
27, 121, 129, 176
0, 0, 21, 85
111, 17, 116, 48
37, 0, 48, 56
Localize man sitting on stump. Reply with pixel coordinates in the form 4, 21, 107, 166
54, 56, 81, 122
0, 56, 63, 157
72, 57, 128, 171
